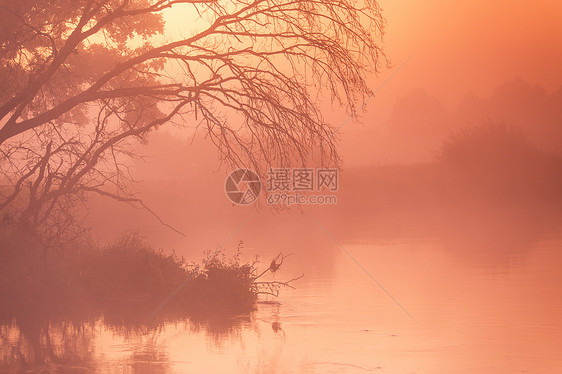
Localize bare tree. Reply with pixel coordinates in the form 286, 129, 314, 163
0, 0, 386, 240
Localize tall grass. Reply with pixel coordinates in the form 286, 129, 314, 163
0, 230, 286, 322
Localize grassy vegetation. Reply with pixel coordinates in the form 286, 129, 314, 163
0, 230, 290, 323
0, 232, 288, 371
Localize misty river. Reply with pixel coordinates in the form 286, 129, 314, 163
2, 230, 561, 373
2, 0, 562, 372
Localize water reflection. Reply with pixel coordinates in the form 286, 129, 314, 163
1, 318, 97, 372
0, 308, 257, 373
2, 224, 562, 373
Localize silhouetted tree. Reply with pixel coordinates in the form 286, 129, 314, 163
0, 0, 386, 241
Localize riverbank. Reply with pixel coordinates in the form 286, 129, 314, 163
0, 232, 268, 324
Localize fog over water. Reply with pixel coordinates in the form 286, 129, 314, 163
1, 0, 562, 372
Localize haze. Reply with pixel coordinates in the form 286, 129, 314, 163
1, 1, 561, 373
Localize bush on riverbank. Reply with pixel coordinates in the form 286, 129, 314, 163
0, 230, 290, 321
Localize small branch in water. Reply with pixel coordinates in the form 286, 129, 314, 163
255, 274, 304, 297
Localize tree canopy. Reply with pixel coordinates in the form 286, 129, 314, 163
0, 0, 386, 241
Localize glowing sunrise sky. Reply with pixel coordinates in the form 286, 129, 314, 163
339, 0, 562, 165
379, 0, 562, 97
160, 1, 562, 166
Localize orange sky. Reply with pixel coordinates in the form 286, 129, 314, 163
378, 0, 562, 101
339, 0, 562, 165
159, 1, 562, 166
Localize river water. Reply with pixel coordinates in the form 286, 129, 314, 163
3, 230, 561, 373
